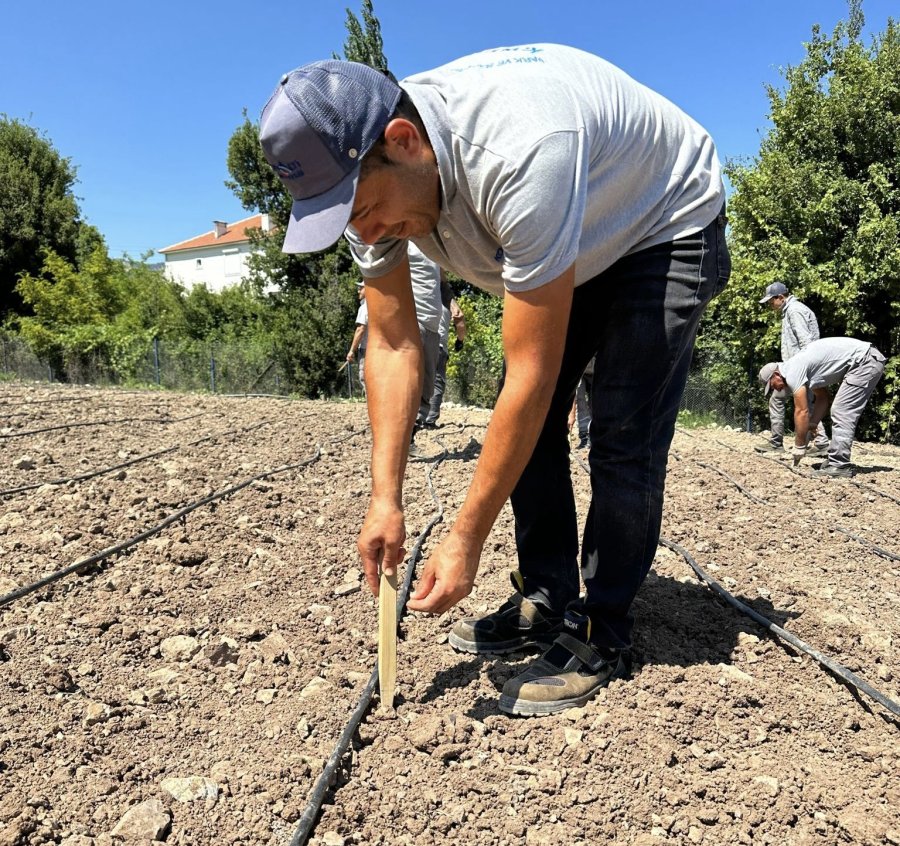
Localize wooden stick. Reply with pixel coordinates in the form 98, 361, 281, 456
378, 569, 398, 709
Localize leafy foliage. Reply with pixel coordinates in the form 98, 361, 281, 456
702, 1, 900, 441
13, 247, 275, 387
0, 117, 84, 316
447, 291, 504, 408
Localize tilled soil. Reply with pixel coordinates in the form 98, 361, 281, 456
0, 384, 897, 846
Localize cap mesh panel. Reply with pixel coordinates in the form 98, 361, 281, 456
283, 61, 400, 165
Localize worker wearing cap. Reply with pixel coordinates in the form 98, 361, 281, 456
758, 282, 828, 454
758, 337, 885, 477
257, 45, 730, 715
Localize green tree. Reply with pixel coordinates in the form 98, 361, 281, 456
335, 0, 389, 69
0, 117, 84, 316
222, 1, 390, 397
702, 1, 900, 441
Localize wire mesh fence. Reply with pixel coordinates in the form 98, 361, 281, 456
0, 330, 759, 429
0, 333, 290, 397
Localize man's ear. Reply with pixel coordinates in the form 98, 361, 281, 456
383, 118, 422, 159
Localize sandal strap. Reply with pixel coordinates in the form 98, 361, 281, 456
555, 633, 610, 672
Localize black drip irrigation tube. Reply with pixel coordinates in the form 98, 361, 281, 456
0, 450, 321, 609
0, 411, 209, 441
658, 537, 900, 719
833, 526, 900, 563
574, 450, 900, 719
0, 395, 91, 408
289, 453, 446, 846
0, 422, 270, 498
702, 432, 900, 508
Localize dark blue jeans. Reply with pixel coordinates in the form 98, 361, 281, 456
507, 209, 730, 650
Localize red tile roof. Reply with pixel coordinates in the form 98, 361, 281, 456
159, 214, 270, 254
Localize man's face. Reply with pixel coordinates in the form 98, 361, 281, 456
348, 156, 440, 245
768, 295, 786, 312
769, 372, 786, 392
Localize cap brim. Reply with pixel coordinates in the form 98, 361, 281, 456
281, 168, 359, 254
759, 295, 773, 304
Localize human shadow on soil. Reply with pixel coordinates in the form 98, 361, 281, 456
418, 571, 796, 721
851, 464, 895, 475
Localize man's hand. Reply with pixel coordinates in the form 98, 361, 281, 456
346, 349, 356, 362
357, 500, 406, 596
791, 444, 807, 467
407, 532, 481, 615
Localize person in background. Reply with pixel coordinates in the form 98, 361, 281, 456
757, 281, 828, 455
424, 280, 466, 429
567, 356, 596, 449
407, 242, 443, 437
346, 281, 368, 395
758, 336, 885, 478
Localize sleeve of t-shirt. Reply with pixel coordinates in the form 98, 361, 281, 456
344, 228, 408, 279
488, 129, 588, 292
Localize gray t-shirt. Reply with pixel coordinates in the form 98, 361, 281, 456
408, 242, 443, 333
347, 43, 724, 296
779, 337, 873, 391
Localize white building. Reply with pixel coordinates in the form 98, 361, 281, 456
159, 214, 272, 292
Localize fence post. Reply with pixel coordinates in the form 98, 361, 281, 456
48, 364, 53, 383
745, 359, 754, 433
153, 337, 161, 386
209, 345, 217, 393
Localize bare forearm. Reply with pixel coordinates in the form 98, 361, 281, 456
366, 344, 422, 505
793, 407, 812, 446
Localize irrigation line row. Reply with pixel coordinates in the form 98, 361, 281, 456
658, 537, 900, 719
0, 411, 209, 440
708, 434, 900, 507
0, 395, 91, 408
672, 449, 900, 563
574, 451, 900, 718
833, 526, 900, 563
290, 453, 446, 846
0, 422, 271, 498
0, 450, 321, 609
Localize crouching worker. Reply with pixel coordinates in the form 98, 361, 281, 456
758, 337, 886, 478
257, 45, 729, 715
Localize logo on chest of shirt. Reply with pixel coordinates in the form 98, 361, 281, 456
494, 248, 504, 263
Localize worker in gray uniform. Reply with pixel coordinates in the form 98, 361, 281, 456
757, 282, 828, 454
257, 44, 730, 715
758, 337, 886, 477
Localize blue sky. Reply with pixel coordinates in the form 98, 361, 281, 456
2, 0, 895, 261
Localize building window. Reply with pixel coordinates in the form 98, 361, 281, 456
195, 259, 202, 269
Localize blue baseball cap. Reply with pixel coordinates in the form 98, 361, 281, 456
759, 282, 789, 304
259, 61, 401, 254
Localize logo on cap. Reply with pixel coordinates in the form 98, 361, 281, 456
275, 160, 305, 180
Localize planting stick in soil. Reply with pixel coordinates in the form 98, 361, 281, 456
378, 565, 398, 709
291, 458, 445, 846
